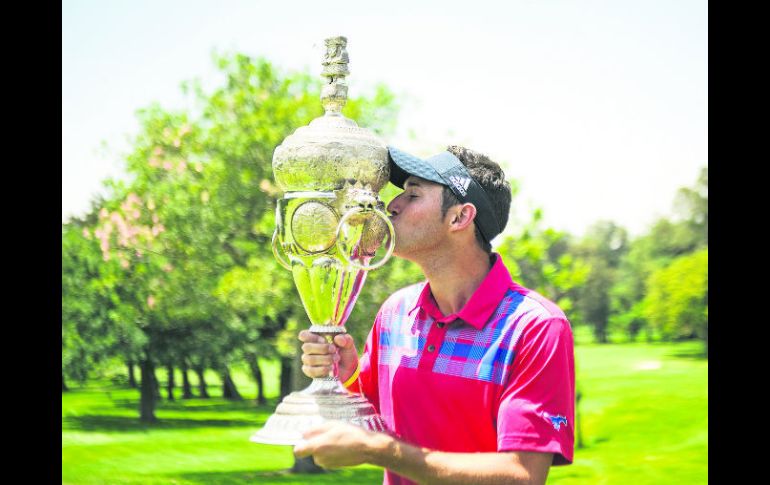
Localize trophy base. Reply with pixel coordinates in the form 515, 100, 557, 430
250, 377, 386, 446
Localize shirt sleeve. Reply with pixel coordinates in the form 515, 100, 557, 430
496, 316, 575, 465
344, 312, 380, 413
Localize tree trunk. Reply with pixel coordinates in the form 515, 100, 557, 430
181, 361, 194, 399
153, 369, 161, 400
127, 359, 137, 388
248, 358, 267, 405
62, 372, 68, 392
166, 365, 175, 401
594, 322, 608, 344
244, 351, 266, 404
221, 367, 243, 401
139, 358, 157, 423
627, 319, 641, 343
279, 357, 292, 400
195, 367, 210, 399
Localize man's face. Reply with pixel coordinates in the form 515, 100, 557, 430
386, 176, 449, 259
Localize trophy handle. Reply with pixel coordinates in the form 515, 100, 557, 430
335, 206, 395, 271
271, 228, 293, 271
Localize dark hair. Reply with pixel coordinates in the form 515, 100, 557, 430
440, 145, 511, 253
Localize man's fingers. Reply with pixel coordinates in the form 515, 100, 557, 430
302, 342, 337, 355
302, 364, 332, 378
293, 440, 312, 458
333, 333, 355, 349
301, 353, 338, 366
293, 423, 335, 457
298, 330, 326, 344
302, 422, 337, 439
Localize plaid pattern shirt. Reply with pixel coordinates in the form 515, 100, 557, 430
347, 254, 575, 485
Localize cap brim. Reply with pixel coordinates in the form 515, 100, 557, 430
387, 146, 446, 188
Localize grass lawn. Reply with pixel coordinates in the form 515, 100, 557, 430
62, 339, 707, 484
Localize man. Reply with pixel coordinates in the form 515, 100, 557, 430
295, 145, 575, 485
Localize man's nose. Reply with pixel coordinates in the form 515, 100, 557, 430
386, 196, 401, 216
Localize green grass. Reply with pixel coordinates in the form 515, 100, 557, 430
63, 340, 707, 484
548, 339, 707, 484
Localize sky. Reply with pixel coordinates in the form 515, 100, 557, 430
62, 0, 707, 238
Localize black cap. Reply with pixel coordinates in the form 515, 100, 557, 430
387, 146, 502, 243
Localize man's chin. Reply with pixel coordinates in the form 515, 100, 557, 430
391, 246, 415, 262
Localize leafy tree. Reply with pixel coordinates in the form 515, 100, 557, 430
67, 52, 400, 422
565, 221, 627, 342
62, 222, 118, 387
609, 166, 707, 341
642, 249, 708, 355
498, 207, 590, 318
673, 166, 707, 248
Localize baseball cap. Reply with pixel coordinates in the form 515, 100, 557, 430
387, 146, 502, 243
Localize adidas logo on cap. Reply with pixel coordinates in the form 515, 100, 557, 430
448, 175, 471, 197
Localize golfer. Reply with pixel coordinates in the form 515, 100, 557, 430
296, 145, 575, 485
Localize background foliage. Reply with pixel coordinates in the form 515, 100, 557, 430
62, 51, 707, 481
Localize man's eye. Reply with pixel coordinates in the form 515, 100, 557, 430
408, 195, 419, 199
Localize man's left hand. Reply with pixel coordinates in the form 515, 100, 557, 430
293, 421, 380, 469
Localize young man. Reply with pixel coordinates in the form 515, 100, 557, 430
295, 145, 575, 485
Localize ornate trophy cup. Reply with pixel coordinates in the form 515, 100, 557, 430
250, 36, 394, 446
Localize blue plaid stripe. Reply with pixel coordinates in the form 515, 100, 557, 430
379, 283, 428, 370
378, 286, 528, 385
434, 290, 524, 384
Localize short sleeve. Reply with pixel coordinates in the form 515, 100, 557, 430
497, 317, 575, 465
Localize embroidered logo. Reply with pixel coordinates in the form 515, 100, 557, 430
448, 175, 471, 197
546, 414, 568, 430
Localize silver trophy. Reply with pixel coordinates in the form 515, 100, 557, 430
250, 36, 394, 446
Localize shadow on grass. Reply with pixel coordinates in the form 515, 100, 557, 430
666, 347, 708, 360
109, 398, 278, 413
64, 414, 260, 432
176, 467, 384, 484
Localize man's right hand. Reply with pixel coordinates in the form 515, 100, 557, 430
298, 330, 359, 382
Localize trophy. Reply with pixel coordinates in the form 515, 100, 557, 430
250, 36, 394, 446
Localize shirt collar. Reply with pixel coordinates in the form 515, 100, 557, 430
409, 253, 514, 329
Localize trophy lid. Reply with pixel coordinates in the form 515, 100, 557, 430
272, 36, 389, 193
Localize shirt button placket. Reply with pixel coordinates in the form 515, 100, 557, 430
419, 319, 448, 370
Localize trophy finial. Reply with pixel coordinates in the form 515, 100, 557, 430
321, 36, 349, 113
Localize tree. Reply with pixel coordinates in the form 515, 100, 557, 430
62, 222, 118, 387
609, 166, 707, 342
497, 207, 590, 319
65, 52, 400, 422
572, 221, 629, 343
673, 166, 707, 248
642, 249, 708, 355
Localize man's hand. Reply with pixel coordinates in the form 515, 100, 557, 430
298, 330, 359, 382
293, 421, 383, 469
294, 421, 552, 484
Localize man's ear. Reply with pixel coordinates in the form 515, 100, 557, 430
448, 203, 477, 232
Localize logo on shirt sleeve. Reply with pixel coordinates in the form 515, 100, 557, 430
544, 412, 568, 430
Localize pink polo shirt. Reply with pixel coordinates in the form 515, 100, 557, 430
347, 254, 575, 485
